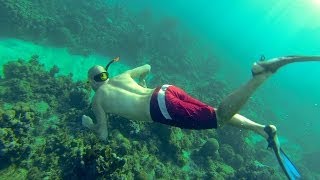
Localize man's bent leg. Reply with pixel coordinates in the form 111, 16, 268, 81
216, 73, 271, 126
227, 114, 270, 139
216, 55, 320, 125
227, 114, 280, 153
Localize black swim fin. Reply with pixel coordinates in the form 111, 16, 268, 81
264, 125, 301, 180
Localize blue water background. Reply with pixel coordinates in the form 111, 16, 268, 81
0, 0, 318, 176
123, 0, 320, 152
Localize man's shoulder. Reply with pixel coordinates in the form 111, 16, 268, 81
111, 72, 131, 80
109, 74, 134, 85
94, 85, 110, 99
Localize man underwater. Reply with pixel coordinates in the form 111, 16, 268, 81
82, 55, 320, 179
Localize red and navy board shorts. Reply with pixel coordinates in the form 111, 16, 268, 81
150, 85, 217, 129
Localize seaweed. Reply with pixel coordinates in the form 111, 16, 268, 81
0, 0, 308, 178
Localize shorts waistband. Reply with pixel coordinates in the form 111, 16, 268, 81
157, 84, 172, 120
150, 84, 172, 122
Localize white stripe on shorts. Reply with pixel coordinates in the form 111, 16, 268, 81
157, 84, 172, 120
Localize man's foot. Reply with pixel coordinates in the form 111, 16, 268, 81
251, 58, 281, 76
264, 125, 280, 152
252, 55, 320, 76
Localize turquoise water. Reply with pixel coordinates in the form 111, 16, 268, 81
126, 0, 320, 152
0, 39, 132, 81
131, 1, 320, 176
0, 0, 319, 179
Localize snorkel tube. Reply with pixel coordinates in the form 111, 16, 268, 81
102, 56, 120, 80
106, 56, 120, 71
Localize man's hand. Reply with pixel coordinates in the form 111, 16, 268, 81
82, 115, 94, 129
82, 115, 108, 141
127, 64, 151, 79
138, 79, 147, 88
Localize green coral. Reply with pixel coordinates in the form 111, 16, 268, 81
0, 165, 28, 179
235, 161, 285, 179
1, 55, 90, 112
0, 0, 311, 177
0, 103, 35, 165
199, 138, 220, 157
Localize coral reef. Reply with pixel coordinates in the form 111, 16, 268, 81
0, 0, 314, 178
0, 47, 306, 179
0, 102, 37, 166
1, 55, 90, 113
200, 138, 220, 156
0, 57, 130, 179
235, 161, 285, 179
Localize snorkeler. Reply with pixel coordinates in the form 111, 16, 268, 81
82, 55, 320, 179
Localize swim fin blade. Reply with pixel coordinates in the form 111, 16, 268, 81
274, 147, 301, 180
264, 125, 301, 179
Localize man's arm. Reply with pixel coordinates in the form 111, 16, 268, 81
92, 102, 109, 141
82, 101, 109, 141
126, 64, 151, 87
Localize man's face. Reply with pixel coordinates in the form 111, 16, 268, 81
88, 65, 107, 91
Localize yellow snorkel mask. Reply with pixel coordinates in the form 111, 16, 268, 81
93, 57, 120, 82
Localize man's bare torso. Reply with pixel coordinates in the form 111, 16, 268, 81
93, 72, 155, 122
